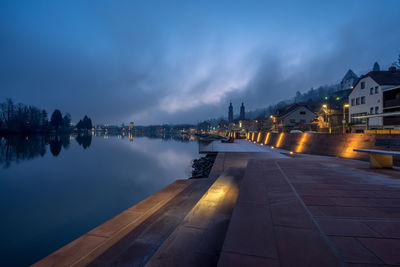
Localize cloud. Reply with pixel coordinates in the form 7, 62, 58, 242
1, 1, 400, 125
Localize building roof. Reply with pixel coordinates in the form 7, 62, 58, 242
276, 103, 314, 118
354, 70, 400, 88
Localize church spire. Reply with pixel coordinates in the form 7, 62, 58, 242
240, 102, 245, 120
228, 102, 233, 123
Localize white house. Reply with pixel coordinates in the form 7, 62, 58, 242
275, 104, 316, 131
348, 67, 400, 131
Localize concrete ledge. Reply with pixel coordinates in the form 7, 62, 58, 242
33, 179, 194, 267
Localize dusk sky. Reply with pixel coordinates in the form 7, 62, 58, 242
1, 0, 400, 125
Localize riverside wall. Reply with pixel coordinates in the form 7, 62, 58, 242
246, 132, 400, 161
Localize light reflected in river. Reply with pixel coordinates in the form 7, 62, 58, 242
0, 134, 199, 266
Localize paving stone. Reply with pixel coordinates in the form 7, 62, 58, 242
218, 252, 279, 267
270, 198, 316, 229
365, 221, 400, 239
317, 218, 381, 237
221, 202, 277, 259
329, 236, 383, 264
358, 238, 400, 265
275, 226, 341, 267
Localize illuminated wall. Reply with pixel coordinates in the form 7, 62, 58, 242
263, 132, 387, 161
276, 133, 285, 148
264, 132, 270, 145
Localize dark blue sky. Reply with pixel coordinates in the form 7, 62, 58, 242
1, 0, 400, 125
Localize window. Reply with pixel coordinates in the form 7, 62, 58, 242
300, 111, 306, 115
300, 119, 306, 123
361, 81, 365, 89
289, 119, 296, 123
361, 96, 365, 104
351, 99, 355, 106
375, 106, 379, 114
370, 107, 374, 114
370, 88, 374, 95
375, 86, 379, 94
351, 112, 367, 124
356, 98, 360, 105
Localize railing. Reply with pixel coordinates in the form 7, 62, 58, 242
383, 116, 400, 126
383, 99, 400, 108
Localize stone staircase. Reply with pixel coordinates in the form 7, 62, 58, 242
35, 153, 344, 267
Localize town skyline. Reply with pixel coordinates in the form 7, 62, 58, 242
1, 1, 400, 125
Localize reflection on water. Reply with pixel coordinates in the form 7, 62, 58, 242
0, 133, 195, 168
0, 134, 198, 266
0, 134, 92, 168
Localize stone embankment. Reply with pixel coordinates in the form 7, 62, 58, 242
247, 131, 400, 162
191, 153, 217, 178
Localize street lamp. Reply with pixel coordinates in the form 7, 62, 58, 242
343, 104, 349, 134
270, 115, 276, 131
322, 104, 331, 133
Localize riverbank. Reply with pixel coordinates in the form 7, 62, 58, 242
191, 153, 217, 178
33, 140, 400, 266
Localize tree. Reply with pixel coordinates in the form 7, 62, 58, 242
50, 109, 63, 130
63, 113, 71, 127
373, 62, 380, 71
76, 115, 93, 130
41, 110, 48, 129
396, 54, 400, 69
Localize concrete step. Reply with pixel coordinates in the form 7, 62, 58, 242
87, 178, 213, 266
217, 159, 343, 267
33, 179, 196, 267
145, 166, 245, 267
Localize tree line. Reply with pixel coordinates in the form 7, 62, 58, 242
0, 98, 93, 133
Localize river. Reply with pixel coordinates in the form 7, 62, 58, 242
0, 134, 199, 266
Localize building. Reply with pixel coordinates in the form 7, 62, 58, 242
348, 66, 400, 131
240, 102, 245, 120
274, 104, 316, 132
381, 84, 400, 127
228, 102, 233, 123
313, 89, 352, 133
341, 69, 358, 90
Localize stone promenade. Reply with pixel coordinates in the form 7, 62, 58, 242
35, 140, 400, 266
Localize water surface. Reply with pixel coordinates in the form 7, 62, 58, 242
0, 135, 198, 266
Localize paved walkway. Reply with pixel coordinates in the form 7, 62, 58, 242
199, 139, 283, 154
219, 154, 400, 266
34, 140, 400, 266
279, 157, 400, 266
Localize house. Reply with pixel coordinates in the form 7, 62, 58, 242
341, 69, 358, 90
348, 66, 400, 131
313, 89, 353, 133
274, 104, 316, 132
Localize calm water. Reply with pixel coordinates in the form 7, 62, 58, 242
0, 134, 199, 266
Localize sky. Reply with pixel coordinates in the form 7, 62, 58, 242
1, 0, 400, 125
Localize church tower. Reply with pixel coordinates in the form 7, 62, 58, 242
240, 102, 245, 120
228, 102, 233, 123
